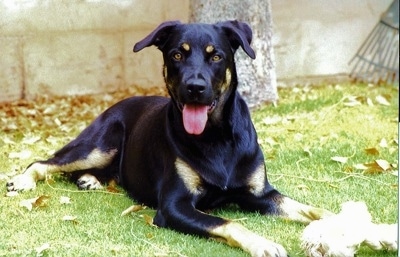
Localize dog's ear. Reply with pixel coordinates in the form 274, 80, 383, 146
133, 21, 181, 52
218, 20, 256, 59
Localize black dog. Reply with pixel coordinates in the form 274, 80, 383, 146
6, 20, 331, 257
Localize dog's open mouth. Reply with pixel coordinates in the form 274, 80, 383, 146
181, 99, 217, 135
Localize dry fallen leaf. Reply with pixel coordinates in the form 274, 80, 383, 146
8, 150, 32, 160
343, 96, 362, 107
35, 243, 50, 256
379, 138, 388, 148
60, 196, 71, 204
375, 159, 391, 171
364, 147, 379, 156
297, 184, 310, 191
362, 159, 393, 174
34, 195, 51, 208
354, 163, 368, 170
331, 156, 348, 164
143, 214, 157, 227
106, 179, 120, 193
121, 205, 146, 216
62, 215, 79, 225
22, 135, 41, 145
375, 95, 390, 106
19, 197, 39, 211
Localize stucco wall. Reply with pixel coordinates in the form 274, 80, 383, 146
0, 0, 189, 102
271, 0, 393, 86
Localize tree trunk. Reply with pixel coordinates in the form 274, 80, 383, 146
189, 0, 278, 108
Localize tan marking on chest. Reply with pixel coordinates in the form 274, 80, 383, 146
247, 163, 266, 197
175, 158, 203, 195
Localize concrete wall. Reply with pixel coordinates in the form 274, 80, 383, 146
0, 0, 189, 102
0, 0, 394, 102
271, 0, 393, 86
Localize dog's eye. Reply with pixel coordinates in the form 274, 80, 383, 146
173, 53, 182, 61
211, 54, 221, 62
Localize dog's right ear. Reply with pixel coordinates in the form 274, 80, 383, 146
133, 21, 181, 52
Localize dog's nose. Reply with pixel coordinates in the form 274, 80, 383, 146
186, 79, 207, 96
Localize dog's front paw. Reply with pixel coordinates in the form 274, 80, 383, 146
6, 174, 36, 192
249, 239, 288, 257
76, 174, 103, 190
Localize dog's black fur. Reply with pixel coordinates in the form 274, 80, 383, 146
7, 21, 330, 257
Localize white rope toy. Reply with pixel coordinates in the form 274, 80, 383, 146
301, 201, 398, 257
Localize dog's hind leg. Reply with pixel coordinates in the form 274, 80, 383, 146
6, 119, 124, 192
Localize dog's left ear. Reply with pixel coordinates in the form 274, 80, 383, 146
133, 20, 181, 52
218, 20, 256, 59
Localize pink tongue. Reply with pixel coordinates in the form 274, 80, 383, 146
182, 104, 208, 135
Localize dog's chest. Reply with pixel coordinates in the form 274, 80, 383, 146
193, 142, 249, 190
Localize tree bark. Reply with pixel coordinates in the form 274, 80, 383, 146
189, 0, 278, 108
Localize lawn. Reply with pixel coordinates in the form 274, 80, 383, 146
0, 83, 398, 257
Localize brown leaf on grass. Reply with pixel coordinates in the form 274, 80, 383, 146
143, 214, 157, 227
362, 159, 392, 174
121, 204, 146, 216
34, 195, 51, 208
106, 179, 120, 193
19, 196, 50, 211
364, 148, 379, 156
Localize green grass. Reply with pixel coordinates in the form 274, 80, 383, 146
0, 83, 398, 257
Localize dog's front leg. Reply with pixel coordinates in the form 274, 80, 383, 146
247, 164, 333, 223
155, 159, 288, 257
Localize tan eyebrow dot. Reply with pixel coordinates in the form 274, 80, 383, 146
182, 43, 190, 51
205, 45, 214, 53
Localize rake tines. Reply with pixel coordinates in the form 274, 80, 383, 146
349, 0, 399, 84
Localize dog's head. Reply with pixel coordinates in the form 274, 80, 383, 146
133, 21, 255, 135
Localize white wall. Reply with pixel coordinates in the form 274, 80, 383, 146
271, 0, 393, 86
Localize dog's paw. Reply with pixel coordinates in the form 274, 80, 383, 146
76, 174, 103, 190
6, 174, 36, 192
249, 239, 288, 257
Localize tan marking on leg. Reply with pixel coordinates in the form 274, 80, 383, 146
210, 222, 288, 257
8, 148, 117, 192
181, 42, 190, 51
175, 158, 202, 195
279, 196, 334, 224
205, 44, 214, 53
247, 164, 266, 196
